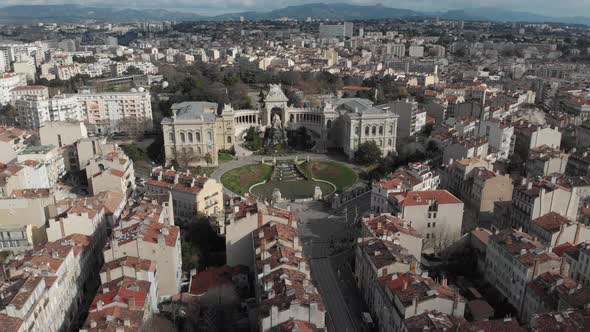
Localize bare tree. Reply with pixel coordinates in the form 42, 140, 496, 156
423, 225, 456, 255
175, 147, 199, 169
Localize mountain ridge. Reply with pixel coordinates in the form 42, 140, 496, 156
0, 3, 589, 25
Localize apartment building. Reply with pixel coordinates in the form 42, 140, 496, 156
360, 214, 423, 260
16, 145, 65, 188
0, 126, 31, 163
389, 190, 464, 253
529, 212, 590, 249
562, 242, 590, 287
510, 177, 579, 231
77, 91, 153, 134
526, 145, 569, 177
445, 158, 512, 221
364, 272, 465, 332
0, 73, 24, 105
103, 219, 181, 301
39, 121, 89, 171
566, 147, 590, 176
521, 272, 590, 324
46, 191, 126, 242
371, 162, 439, 213
10, 85, 48, 103
478, 118, 514, 160
0, 234, 98, 332
442, 136, 489, 165
15, 94, 50, 128
484, 228, 562, 316
513, 120, 561, 159
81, 276, 155, 331
530, 308, 590, 331
0, 188, 54, 248
225, 200, 297, 268
145, 166, 223, 222
86, 149, 135, 196
252, 219, 325, 331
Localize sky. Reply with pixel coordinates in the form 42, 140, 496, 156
3, 0, 590, 17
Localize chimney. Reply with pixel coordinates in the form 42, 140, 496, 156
532, 258, 541, 278
90, 320, 97, 328
293, 236, 300, 248
161, 227, 169, 236
97, 300, 104, 310
174, 173, 179, 184
103, 287, 110, 294
123, 318, 131, 327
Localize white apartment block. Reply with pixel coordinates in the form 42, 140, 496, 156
389, 190, 464, 253
478, 118, 514, 160
77, 91, 153, 134
10, 85, 49, 103
16, 145, 65, 188
0, 72, 25, 105
15, 95, 50, 128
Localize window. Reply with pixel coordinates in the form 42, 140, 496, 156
168, 131, 174, 142
195, 131, 201, 143
389, 124, 394, 134
57, 134, 62, 148
180, 132, 185, 143
227, 136, 232, 143
388, 139, 392, 146
427, 222, 431, 228
327, 120, 332, 129
365, 126, 369, 136
372, 126, 377, 135
188, 132, 193, 143
379, 126, 384, 135
207, 130, 212, 144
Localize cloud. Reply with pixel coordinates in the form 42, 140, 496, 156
3, 0, 589, 17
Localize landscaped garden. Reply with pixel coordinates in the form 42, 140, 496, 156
300, 160, 358, 192
220, 164, 273, 195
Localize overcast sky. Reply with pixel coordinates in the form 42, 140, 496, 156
3, 0, 589, 17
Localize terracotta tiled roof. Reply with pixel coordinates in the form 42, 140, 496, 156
532, 212, 574, 233
458, 318, 525, 331
101, 256, 156, 274
90, 277, 150, 311
362, 214, 421, 238
0, 314, 23, 332
82, 306, 145, 332
392, 190, 462, 207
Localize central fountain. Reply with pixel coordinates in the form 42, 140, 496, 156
263, 113, 288, 149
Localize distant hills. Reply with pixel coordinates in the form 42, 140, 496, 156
1, 3, 590, 25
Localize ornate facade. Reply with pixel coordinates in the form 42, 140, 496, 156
162, 84, 399, 166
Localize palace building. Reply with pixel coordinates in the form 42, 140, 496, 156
162, 84, 399, 166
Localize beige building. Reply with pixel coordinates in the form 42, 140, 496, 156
484, 228, 562, 317
225, 200, 297, 269
526, 145, 569, 177
563, 242, 590, 288
442, 136, 489, 165
145, 166, 223, 222
360, 214, 423, 260
162, 85, 399, 166
445, 158, 512, 221
39, 121, 89, 171
389, 190, 464, 253
103, 219, 181, 302
0, 126, 31, 164
0, 189, 54, 248
86, 150, 135, 196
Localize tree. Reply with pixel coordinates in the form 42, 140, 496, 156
354, 141, 382, 165
176, 148, 199, 170
204, 152, 213, 165
120, 144, 146, 162
123, 65, 143, 76
423, 226, 456, 255
243, 126, 262, 151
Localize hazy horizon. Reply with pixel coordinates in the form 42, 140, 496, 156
1, 1, 588, 18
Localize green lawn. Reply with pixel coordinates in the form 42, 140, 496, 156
301, 161, 358, 192
218, 152, 234, 163
221, 164, 273, 195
